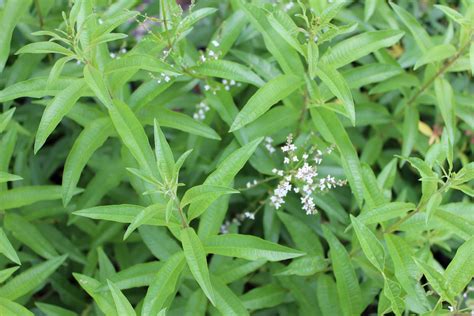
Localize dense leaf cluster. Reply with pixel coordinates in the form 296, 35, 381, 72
0, 0, 473, 315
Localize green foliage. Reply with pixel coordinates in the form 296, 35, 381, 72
0, 0, 472, 314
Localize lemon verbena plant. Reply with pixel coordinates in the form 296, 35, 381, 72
0, 0, 473, 315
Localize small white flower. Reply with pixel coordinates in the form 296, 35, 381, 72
208, 50, 215, 57
230, 79, 236, 86
120, 48, 127, 54
292, 156, 298, 162
222, 79, 228, 84
110, 52, 117, 59
284, 157, 290, 164
98, 18, 104, 25
200, 55, 206, 62
212, 40, 220, 47
225, 85, 230, 91
164, 75, 171, 82
204, 85, 211, 91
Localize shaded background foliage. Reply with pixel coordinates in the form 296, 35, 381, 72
0, 0, 473, 315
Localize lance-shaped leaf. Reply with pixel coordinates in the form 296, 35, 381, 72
142, 252, 185, 315
180, 185, 238, 208
0, 298, 34, 316
316, 64, 355, 125
84, 64, 114, 109
414, 259, 455, 305
74, 204, 179, 227
240, 284, 287, 310
62, 118, 113, 206
0, 172, 22, 184
382, 277, 405, 316
321, 30, 404, 69
444, 237, 474, 296
385, 234, 431, 312
181, 227, 215, 306
124, 203, 167, 240
105, 54, 179, 75
414, 44, 456, 70
35, 303, 77, 316
204, 234, 305, 261
0, 267, 19, 283
97, 262, 162, 291
0, 108, 15, 133
92, 10, 139, 38
230, 75, 303, 131
16, 41, 74, 56
310, 108, 364, 207
277, 212, 324, 256
0, 255, 67, 300
0, 185, 81, 210
357, 202, 415, 225
153, 119, 174, 181
212, 276, 249, 316
0, 0, 31, 72
350, 215, 385, 272
322, 226, 362, 316
188, 138, 262, 220
0, 77, 78, 102
390, 3, 433, 52
73, 273, 116, 315
316, 274, 342, 316
109, 99, 157, 177
34, 79, 87, 153
434, 78, 455, 162
107, 280, 136, 316
140, 108, 221, 140
4, 214, 59, 259
0, 228, 20, 265
193, 60, 265, 87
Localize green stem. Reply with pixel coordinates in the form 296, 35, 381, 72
34, 0, 44, 28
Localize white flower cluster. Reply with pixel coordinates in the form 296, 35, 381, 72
156, 72, 172, 84
193, 102, 210, 121
269, 134, 346, 215
200, 40, 221, 63
284, 1, 295, 12
220, 210, 256, 234
246, 179, 258, 188
264, 137, 276, 154
221, 79, 241, 91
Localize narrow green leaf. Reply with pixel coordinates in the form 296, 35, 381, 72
230, 75, 303, 131
414, 258, 455, 305
0, 297, 34, 316
357, 202, 415, 225
444, 237, 474, 296
188, 138, 262, 220
73, 273, 116, 315
109, 99, 157, 177
0, 108, 15, 133
180, 185, 238, 208
0, 255, 67, 300
0, 267, 19, 283
322, 226, 362, 316
0, 172, 22, 184
83, 64, 114, 109
382, 277, 405, 316
153, 119, 174, 181
0, 0, 32, 72
62, 118, 113, 206
181, 227, 215, 305
34, 79, 87, 153
211, 276, 249, 316
0, 185, 81, 210
240, 284, 287, 310
316, 274, 342, 316
124, 203, 166, 240
142, 252, 185, 315
316, 64, 355, 125
4, 214, 59, 259
350, 215, 385, 272
310, 108, 364, 207
107, 280, 136, 316
16, 41, 73, 56
414, 44, 456, 69
321, 30, 404, 69
35, 303, 77, 316
204, 234, 305, 261
105, 54, 178, 75
277, 212, 324, 256
0, 228, 20, 265
193, 60, 265, 87
390, 3, 433, 52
